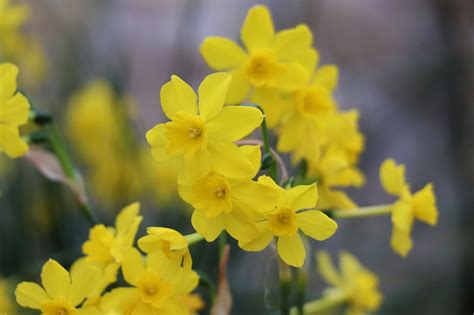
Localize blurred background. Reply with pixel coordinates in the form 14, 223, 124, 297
0, 0, 473, 314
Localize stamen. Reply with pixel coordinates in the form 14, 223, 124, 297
188, 128, 202, 139
56, 308, 68, 315
214, 187, 226, 199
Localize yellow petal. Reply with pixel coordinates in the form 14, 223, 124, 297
198, 72, 231, 121
312, 65, 338, 91
390, 227, 413, 257
273, 24, 314, 66
100, 288, 140, 314
200, 37, 247, 70
274, 62, 309, 91
70, 265, 101, 306
146, 124, 171, 162
238, 144, 261, 176
15, 282, 50, 309
224, 201, 259, 242
391, 199, 414, 231
296, 210, 337, 241
231, 180, 278, 212
1, 92, 30, 126
315, 251, 341, 286
121, 248, 145, 286
0, 63, 18, 101
412, 183, 438, 226
208, 141, 255, 179
317, 187, 357, 210
287, 183, 318, 210
379, 159, 406, 196
0, 125, 28, 158
238, 228, 273, 252
225, 70, 251, 104
41, 259, 71, 300
207, 105, 263, 141
277, 234, 306, 267
181, 148, 211, 180
115, 202, 141, 237
191, 210, 224, 242
160, 75, 197, 120
251, 87, 292, 128
296, 49, 319, 75
241, 5, 274, 52
339, 251, 361, 278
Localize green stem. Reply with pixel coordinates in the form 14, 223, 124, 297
330, 204, 392, 219
295, 269, 307, 315
290, 292, 347, 315
258, 107, 278, 180
279, 259, 292, 315
185, 233, 205, 246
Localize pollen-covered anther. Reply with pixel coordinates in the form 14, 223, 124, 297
56, 308, 68, 315
214, 187, 226, 199
188, 127, 202, 139
278, 212, 290, 224
145, 285, 157, 296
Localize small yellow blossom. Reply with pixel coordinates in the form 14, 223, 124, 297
380, 159, 439, 256
146, 72, 263, 180
0, 63, 30, 158
200, 5, 316, 104
316, 251, 382, 314
82, 202, 143, 266
240, 176, 337, 267
101, 249, 199, 314
15, 259, 101, 315
178, 145, 278, 243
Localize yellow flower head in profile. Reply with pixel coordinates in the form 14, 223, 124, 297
101, 249, 200, 315
82, 202, 143, 266
200, 5, 317, 104
0, 63, 30, 158
178, 145, 278, 243
146, 72, 263, 180
317, 251, 382, 314
0, 278, 15, 314
0, 0, 29, 53
380, 159, 439, 257
138, 227, 193, 268
240, 176, 338, 267
15, 259, 101, 315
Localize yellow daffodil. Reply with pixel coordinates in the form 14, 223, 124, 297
138, 227, 193, 268
0, 0, 29, 57
200, 5, 316, 104
82, 202, 143, 266
178, 145, 279, 243
146, 72, 263, 180
15, 259, 101, 315
380, 159, 438, 256
0, 63, 30, 158
316, 251, 382, 314
240, 176, 337, 267
101, 249, 199, 314
0, 278, 15, 314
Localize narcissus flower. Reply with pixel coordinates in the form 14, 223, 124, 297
200, 5, 317, 104
380, 159, 439, 257
0, 63, 30, 158
15, 259, 101, 315
82, 202, 143, 266
146, 72, 263, 180
101, 249, 199, 314
316, 251, 382, 314
178, 145, 278, 243
240, 176, 337, 267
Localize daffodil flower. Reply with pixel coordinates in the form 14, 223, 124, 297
316, 251, 383, 314
0, 63, 30, 158
200, 5, 317, 104
240, 176, 338, 267
178, 145, 279, 243
146, 72, 263, 180
380, 159, 438, 256
15, 259, 101, 315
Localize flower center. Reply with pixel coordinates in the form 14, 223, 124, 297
295, 87, 335, 118
188, 127, 202, 139
244, 50, 281, 87
56, 308, 68, 315
214, 187, 226, 199
145, 285, 157, 296
268, 206, 298, 236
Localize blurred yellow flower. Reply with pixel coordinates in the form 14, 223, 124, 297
178, 145, 278, 243
380, 159, 439, 256
240, 176, 337, 267
15, 259, 101, 315
146, 72, 263, 180
82, 202, 143, 266
201, 5, 316, 104
101, 249, 200, 314
0, 63, 30, 158
316, 251, 382, 314
0, 278, 15, 315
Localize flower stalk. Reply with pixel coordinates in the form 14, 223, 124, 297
329, 204, 393, 219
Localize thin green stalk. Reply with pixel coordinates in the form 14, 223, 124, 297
185, 233, 205, 246
217, 230, 227, 262
258, 108, 278, 180
330, 204, 392, 219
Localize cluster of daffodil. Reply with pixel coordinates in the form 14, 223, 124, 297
15, 203, 204, 315
66, 80, 181, 207
1, 4, 441, 315
0, 0, 46, 87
